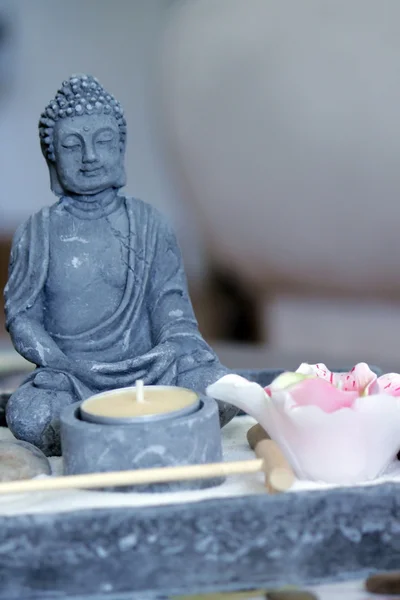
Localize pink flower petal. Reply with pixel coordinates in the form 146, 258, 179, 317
297, 362, 377, 395
288, 378, 359, 413
334, 362, 377, 394
376, 373, 400, 396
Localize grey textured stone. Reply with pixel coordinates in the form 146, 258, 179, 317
0, 479, 398, 599
61, 396, 223, 492
3, 74, 237, 456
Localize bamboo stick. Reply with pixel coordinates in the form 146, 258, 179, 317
247, 424, 295, 493
366, 572, 400, 595
247, 423, 270, 447
0, 424, 295, 496
0, 459, 264, 496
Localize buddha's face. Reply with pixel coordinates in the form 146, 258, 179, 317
53, 114, 123, 196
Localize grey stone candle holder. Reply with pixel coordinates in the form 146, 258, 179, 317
60, 395, 223, 492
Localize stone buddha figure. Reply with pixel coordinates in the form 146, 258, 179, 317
4, 74, 236, 455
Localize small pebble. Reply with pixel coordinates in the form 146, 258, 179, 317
0, 440, 51, 481
267, 591, 318, 600
173, 593, 264, 599
174, 589, 317, 599
366, 572, 400, 595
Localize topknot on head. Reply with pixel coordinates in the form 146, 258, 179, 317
38, 74, 127, 162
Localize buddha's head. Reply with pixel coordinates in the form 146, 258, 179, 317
39, 74, 127, 198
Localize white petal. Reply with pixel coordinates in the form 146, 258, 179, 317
295, 362, 317, 375
206, 374, 268, 420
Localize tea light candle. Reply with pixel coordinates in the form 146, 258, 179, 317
80, 383, 200, 425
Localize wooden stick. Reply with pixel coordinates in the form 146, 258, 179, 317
247, 424, 295, 494
247, 423, 270, 447
0, 424, 294, 497
0, 459, 264, 496
365, 572, 400, 595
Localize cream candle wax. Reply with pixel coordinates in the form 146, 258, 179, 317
80, 382, 200, 425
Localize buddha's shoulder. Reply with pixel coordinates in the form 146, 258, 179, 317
11, 205, 52, 247
19, 204, 52, 226
124, 197, 169, 227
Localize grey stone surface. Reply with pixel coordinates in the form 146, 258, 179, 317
3, 74, 237, 456
61, 396, 223, 492
0, 477, 398, 599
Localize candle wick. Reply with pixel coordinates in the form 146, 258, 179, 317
136, 379, 145, 403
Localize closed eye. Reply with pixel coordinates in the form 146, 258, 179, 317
63, 143, 81, 150
95, 129, 115, 144
62, 135, 82, 150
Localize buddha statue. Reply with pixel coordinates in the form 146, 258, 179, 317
4, 74, 237, 456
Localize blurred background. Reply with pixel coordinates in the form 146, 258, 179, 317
1, 0, 400, 372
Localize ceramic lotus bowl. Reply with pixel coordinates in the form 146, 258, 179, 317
207, 363, 400, 484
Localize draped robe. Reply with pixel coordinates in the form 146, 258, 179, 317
4, 197, 235, 423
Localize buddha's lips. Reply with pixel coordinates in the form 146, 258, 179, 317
81, 167, 104, 177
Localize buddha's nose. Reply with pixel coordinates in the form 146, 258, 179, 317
82, 144, 98, 164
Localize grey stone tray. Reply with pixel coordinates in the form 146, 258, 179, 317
0, 481, 399, 599
0, 366, 398, 599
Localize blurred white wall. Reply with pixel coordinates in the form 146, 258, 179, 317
161, 0, 400, 294
0, 0, 206, 279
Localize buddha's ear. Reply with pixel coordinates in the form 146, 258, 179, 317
115, 165, 127, 189
47, 161, 64, 196
115, 151, 127, 189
